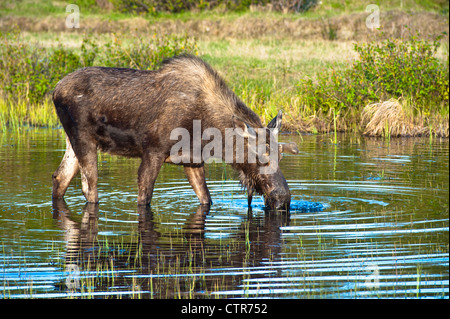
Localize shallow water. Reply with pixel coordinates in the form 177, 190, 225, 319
0, 129, 448, 299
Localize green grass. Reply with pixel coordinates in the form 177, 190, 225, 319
1, 30, 448, 136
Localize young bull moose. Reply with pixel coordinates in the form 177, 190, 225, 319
52, 54, 299, 210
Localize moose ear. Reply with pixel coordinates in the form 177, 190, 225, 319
279, 142, 299, 155
232, 116, 257, 139
267, 110, 282, 136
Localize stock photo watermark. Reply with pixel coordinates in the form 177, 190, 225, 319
65, 4, 80, 29
66, 264, 81, 290
365, 4, 380, 31
169, 120, 280, 174
365, 264, 380, 289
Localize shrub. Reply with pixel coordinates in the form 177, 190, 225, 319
0, 30, 197, 105
298, 34, 449, 115
0, 29, 197, 128
0, 30, 79, 105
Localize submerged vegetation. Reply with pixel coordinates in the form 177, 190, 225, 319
0, 0, 448, 136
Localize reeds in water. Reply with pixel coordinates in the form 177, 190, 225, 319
0, 97, 59, 132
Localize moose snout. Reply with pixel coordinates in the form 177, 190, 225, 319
265, 188, 291, 211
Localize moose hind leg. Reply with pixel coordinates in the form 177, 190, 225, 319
52, 136, 80, 199
184, 165, 212, 205
77, 142, 99, 203
80, 169, 91, 202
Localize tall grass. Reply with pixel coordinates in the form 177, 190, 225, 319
0, 97, 59, 131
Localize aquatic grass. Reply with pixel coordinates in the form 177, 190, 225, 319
28, 98, 60, 128
332, 108, 339, 144
0, 96, 60, 132
362, 99, 408, 137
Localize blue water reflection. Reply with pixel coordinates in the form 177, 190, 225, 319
0, 130, 448, 299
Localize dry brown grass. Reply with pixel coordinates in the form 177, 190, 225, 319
361, 99, 428, 137
1, 10, 448, 42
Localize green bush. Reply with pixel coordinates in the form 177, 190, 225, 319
298, 35, 449, 115
0, 31, 79, 104
0, 30, 197, 105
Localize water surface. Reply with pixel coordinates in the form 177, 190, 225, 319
0, 129, 448, 298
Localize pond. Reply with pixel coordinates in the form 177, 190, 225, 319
0, 128, 448, 299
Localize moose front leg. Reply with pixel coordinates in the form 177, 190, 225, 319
137, 152, 165, 206
184, 165, 212, 206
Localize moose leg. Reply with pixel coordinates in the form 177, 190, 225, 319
80, 171, 89, 202
184, 165, 212, 205
79, 162, 98, 203
73, 139, 98, 203
137, 152, 165, 206
52, 136, 80, 199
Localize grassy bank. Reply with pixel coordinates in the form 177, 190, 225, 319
0, 1, 448, 137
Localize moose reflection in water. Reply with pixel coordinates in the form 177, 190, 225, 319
51, 199, 290, 297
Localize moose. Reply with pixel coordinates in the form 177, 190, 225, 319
52, 54, 298, 210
